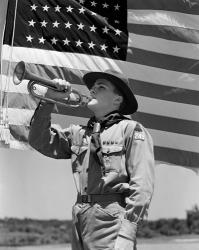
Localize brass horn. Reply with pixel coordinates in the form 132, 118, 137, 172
13, 61, 90, 107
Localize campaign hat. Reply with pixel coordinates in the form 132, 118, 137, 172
83, 70, 138, 115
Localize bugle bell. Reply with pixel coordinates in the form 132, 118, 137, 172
13, 61, 90, 107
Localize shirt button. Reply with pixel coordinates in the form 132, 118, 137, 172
86, 168, 89, 172
84, 187, 87, 192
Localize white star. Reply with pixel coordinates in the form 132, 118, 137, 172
40, 20, 48, 27
55, 5, 61, 12
77, 23, 84, 30
28, 20, 36, 27
102, 3, 109, 8
63, 38, 70, 45
114, 4, 120, 10
26, 35, 33, 42
79, 0, 85, 3
100, 44, 108, 51
76, 40, 83, 47
30, 4, 37, 11
115, 20, 120, 24
38, 37, 45, 44
102, 26, 109, 34
115, 29, 122, 36
66, 6, 73, 12
79, 7, 86, 14
90, 25, 97, 32
88, 41, 95, 49
43, 5, 50, 11
65, 21, 72, 29
51, 37, 58, 44
91, 1, 97, 7
52, 21, 60, 28
113, 46, 120, 53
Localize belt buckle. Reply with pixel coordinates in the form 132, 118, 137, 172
81, 195, 92, 203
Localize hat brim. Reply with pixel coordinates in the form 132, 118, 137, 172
83, 71, 138, 115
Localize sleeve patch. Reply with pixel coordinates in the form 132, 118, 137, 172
133, 124, 145, 141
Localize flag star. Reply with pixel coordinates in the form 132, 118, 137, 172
102, 3, 109, 8
115, 29, 122, 36
39, 37, 45, 44
51, 37, 58, 44
76, 40, 83, 47
52, 21, 60, 28
102, 26, 109, 34
55, 5, 61, 12
90, 25, 97, 32
113, 46, 120, 53
66, 5, 73, 12
26, 35, 33, 42
28, 20, 36, 27
79, 0, 85, 3
79, 7, 86, 14
114, 4, 120, 10
63, 38, 70, 45
88, 41, 95, 49
30, 4, 38, 11
77, 23, 85, 30
115, 20, 120, 24
43, 5, 50, 11
65, 21, 72, 29
91, 1, 97, 7
40, 20, 48, 27
100, 44, 108, 51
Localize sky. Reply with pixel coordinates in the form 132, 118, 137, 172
0, 145, 199, 221
0, 0, 199, 221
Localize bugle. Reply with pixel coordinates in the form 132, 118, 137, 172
13, 61, 90, 107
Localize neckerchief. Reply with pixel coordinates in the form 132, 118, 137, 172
87, 112, 130, 176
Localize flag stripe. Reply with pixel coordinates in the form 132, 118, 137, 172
129, 33, 199, 60
128, 0, 199, 15
2, 75, 199, 106
128, 24, 199, 44
137, 96, 199, 122
154, 146, 199, 168
3, 91, 199, 122
148, 128, 199, 153
5, 116, 199, 153
2, 48, 199, 91
2, 105, 199, 138
132, 80, 199, 106
128, 10, 199, 30
133, 112, 199, 137
127, 47, 199, 74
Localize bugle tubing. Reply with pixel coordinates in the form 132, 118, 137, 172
13, 61, 90, 107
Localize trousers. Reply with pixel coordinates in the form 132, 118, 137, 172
71, 201, 137, 250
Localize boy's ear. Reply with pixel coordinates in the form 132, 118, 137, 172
113, 95, 123, 106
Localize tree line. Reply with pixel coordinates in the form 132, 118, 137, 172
0, 205, 198, 246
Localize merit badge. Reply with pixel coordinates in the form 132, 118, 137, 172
133, 124, 145, 141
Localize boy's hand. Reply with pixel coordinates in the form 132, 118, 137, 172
45, 79, 72, 100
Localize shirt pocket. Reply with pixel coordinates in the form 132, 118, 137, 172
101, 145, 124, 173
71, 144, 88, 173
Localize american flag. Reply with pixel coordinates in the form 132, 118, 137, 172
0, 0, 199, 169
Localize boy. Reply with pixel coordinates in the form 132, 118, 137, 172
29, 70, 155, 250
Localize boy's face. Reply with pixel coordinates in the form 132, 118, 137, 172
87, 78, 122, 115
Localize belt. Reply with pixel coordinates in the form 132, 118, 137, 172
77, 193, 125, 204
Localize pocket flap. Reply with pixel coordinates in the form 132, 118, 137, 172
101, 145, 123, 154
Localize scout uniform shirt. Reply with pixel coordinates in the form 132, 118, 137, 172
28, 101, 155, 240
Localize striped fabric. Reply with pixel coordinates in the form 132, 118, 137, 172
0, 0, 199, 168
